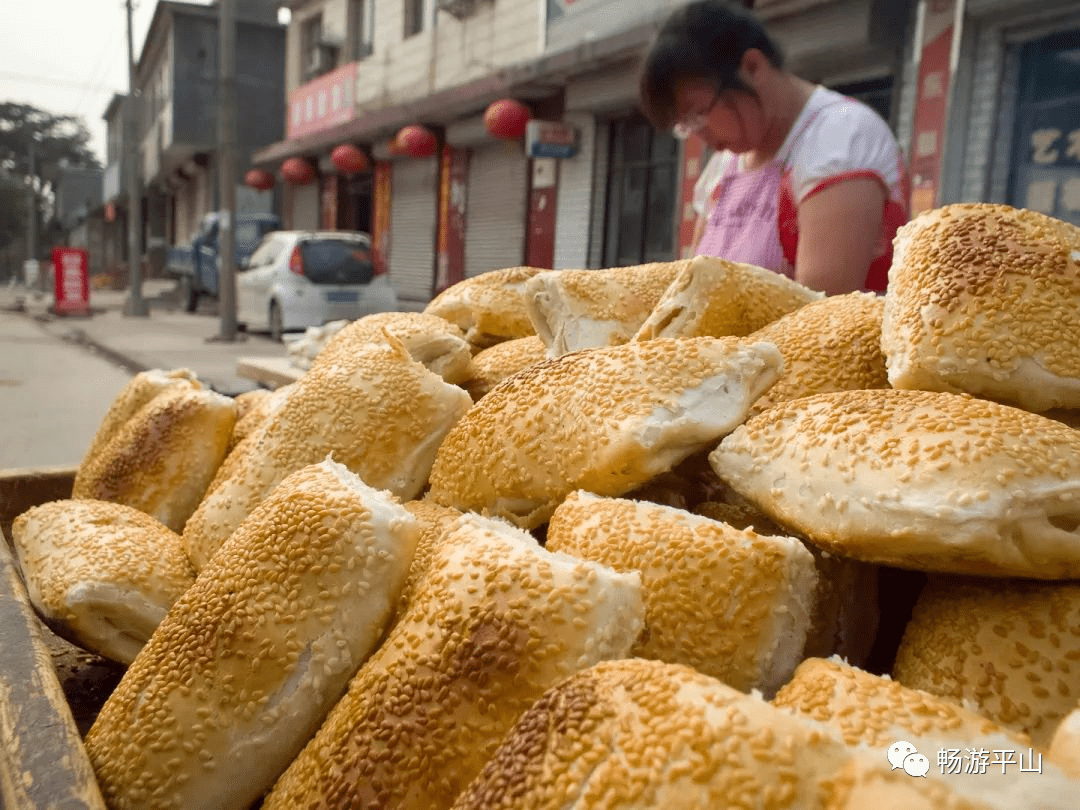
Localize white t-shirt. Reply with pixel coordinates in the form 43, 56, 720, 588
692, 86, 906, 220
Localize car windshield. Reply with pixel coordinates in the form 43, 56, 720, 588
300, 238, 374, 285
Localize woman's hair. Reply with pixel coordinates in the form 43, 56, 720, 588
639, 0, 785, 130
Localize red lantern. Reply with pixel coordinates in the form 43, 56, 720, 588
281, 157, 316, 185
483, 98, 531, 140
394, 125, 438, 158
244, 168, 275, 191
331, 144, 370, 175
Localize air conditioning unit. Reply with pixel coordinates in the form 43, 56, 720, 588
436, 0, 484, 21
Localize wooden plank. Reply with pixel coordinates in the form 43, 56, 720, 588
0, 537, 107, 810
235, 356, 303, 390
0, 466, 76, 545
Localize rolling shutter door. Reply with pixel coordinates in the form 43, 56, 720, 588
292, 182, 320, 231
553, 112, 597, 270
389, 156, 438, 305
464, 141, 528, 278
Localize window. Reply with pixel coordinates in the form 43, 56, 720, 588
350, 0, 375, 59
301, 13, 325, 81
1007, 30, 1080, 227
602, 114, 680, 266
404, 0, 425, 38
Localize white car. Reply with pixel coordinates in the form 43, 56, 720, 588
237, 230, 398, 340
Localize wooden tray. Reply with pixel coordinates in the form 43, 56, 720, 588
0, 466, 111, 810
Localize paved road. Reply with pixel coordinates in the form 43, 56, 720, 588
0, 311, 132, 469
0, 280, 294, 469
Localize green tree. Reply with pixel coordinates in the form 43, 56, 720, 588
0, 102, 101, 255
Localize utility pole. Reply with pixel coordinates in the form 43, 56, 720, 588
216, 0, 238, 340
26, 138, 36, 288
125, 0, 147, 316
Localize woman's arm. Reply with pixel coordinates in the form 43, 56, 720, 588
794, 177, 887, 296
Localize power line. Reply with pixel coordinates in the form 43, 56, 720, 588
75, 26, 125, 117
0, 70, 121, 95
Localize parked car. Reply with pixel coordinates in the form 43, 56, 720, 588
236, 230, 398, 341
167, 211, 282, 312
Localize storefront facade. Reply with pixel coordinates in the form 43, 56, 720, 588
904, 0, 1080, 225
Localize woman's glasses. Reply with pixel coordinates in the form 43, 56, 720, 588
672, 95, 719, 140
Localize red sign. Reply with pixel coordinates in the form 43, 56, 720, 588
52, 247, 90, 316
910, 0, 960, 214
526, 157, 558, 269
436, 145, 468, 293
287, 63, 356, 139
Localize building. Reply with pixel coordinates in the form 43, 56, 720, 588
253, 0, 1080, 308
100, 93, 131, 279
896, 0, 1080, 227
54, 165, 105, 279
100, 0, 286, 278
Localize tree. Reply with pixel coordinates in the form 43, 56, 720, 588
0, 102, 101, 255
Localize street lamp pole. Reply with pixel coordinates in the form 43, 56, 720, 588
26, 138, 36, 287
216, 0, 239, 340
125, 0, 147, 317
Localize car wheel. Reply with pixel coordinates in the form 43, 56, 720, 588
179, 274, 198, 313
269, 300, 283, 342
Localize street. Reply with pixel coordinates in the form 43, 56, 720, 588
0, 281, 292, 469
0, 310, 130, 468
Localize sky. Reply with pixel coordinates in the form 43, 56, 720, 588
0, 0, 289, 166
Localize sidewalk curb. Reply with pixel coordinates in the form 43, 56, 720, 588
59, 327, 150, 377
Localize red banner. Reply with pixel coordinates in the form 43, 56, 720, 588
526, 157, 558, 269
287, 63, 356, 139
910, 0, 959, 214
436, 145, 468, 293
372, 162, 392, 275
52, 247, 90, 316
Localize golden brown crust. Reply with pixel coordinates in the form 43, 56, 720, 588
72, 386, 236, 533
633, 255, 822, 341
450, 658, 864, 810
747, 291, 888, 416
12, 499, 194, 664
232, 387, 273, 423
882, 203, 1080, 411
79, 368, 200, 472
423, 266, 543, 347
710, 388, 1080, 578
546, 491, 817, 694
227, 386, 282, 453
261, 513, 644, 810
892, 577, 1080, 746
313, 311, 475, 383
181, 340, 472, 570
85, 459, 421, 810
773, 657, 1027, 749
453, 659, 1068, 810
462, 335, 548, 400
426, 337, 782, 529
525, 262, 686, 355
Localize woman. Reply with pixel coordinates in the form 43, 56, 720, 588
639, 0, 909, 295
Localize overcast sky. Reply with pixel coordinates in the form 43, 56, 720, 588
1, 0, 288, 166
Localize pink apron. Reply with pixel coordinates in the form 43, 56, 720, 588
696, 101, 841, 277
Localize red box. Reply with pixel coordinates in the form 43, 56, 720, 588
52, 247, 90, 316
